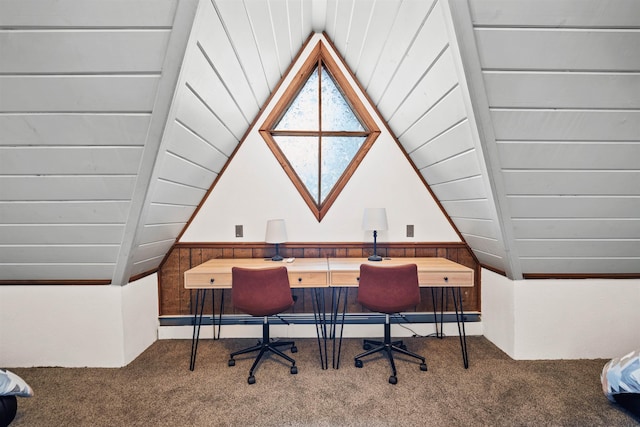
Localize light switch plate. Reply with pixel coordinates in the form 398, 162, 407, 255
406, 224, 414, 237
235, 225, 243, 238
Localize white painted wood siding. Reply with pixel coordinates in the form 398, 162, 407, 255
0, 0, 179, 281
335, 0, 505, 272
128, 0, 314, 278
3, 0, 638, 283
324, 0, 503, 271
468, 0, 640, 275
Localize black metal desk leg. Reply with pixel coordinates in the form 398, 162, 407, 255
440, 288, 446, 338
320, 288, 328, 369
450, 287, 469, 369
332, 287, 348, 369
189, 288, 208, 371
430, 288, 443, 338
311, 288, 328, 370
330, 287, 338, 367
212, 289, 224, 340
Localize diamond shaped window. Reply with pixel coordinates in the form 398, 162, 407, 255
260, 41, 379, 221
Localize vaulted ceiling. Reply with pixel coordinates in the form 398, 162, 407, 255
1, 0, 639, 284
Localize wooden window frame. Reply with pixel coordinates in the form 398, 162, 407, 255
259, 41, 380, 221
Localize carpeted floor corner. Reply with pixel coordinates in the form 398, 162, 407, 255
8, 336, 640, 426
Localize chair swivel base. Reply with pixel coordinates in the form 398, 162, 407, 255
354, 323, 427, 384
363, 338, 405, 351
228, 321, 297, 384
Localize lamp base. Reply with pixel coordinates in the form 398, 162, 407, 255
368, 254, 383, 262
271, 255, 284, 261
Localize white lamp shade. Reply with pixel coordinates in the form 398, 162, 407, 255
265, 219, 287, 243
362, 208, 388, 231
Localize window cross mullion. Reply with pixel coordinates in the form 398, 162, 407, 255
259, 39, 380, 221
317, 59, 323, 204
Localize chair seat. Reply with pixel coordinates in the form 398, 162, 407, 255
229, 266, 298, 384
354, 264, 427, 384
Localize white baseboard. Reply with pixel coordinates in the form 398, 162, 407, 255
158, 321, 483, 340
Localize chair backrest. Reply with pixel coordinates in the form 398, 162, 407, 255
357, 263, 420, 314
231, 266, 294, 317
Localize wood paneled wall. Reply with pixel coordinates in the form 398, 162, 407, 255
158, 242, 480, 317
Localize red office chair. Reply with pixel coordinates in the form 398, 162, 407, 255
354, 263, 427, 384
228, 266, 298, 384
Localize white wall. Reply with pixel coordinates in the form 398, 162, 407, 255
0, 274, 158, 368
481, 269, 515, 356
482, 268, 640, 360
121, 274, 160, 364
4, 265, 637, 367
181, 127, 459, 244
180, 33, 460, 245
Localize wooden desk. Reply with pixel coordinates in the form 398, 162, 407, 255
184, 258, 330, 370
184, 257, 474, 370
327, 257, 473, 369
184, 257, 329, 289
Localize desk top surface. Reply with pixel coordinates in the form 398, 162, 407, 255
186, 257, 471, 270
187, 257, 329, 272
184, 257, 474, 288
327, 257, 473, 272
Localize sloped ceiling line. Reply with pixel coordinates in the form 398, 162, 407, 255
210, 0, 261, 106
320, 2, 484, 260
183, 81, 243, 140
443, 0, 522, 279
398, 83, 460, 144
194, 42, 252, 126
110, 0, 200, 286
373, 0, 439, 106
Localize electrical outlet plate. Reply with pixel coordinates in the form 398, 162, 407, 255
406, 224, 414, 238
235, 225, 243, 238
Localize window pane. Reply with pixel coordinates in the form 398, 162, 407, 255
320, 136, 365, 202
276, 67, 319, 130
274, 135, 319, 202
262, 42, 379, 221
321, 65, 364, 132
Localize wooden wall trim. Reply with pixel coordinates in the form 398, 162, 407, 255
479, 263, 507, 277
523, 272, 640, 280
128, 270, 158, 283
159, 241, 481, 317
480, 264, 640, 280
0, 280, 111, 286
173, 241, 470, 249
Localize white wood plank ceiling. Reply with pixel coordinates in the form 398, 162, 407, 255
1, 0, 638, 284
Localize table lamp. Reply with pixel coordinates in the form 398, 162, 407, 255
265, 219, 287, 261
362, 208, 387, 261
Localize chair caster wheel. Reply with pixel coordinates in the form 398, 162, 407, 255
228, 359, 235, 367
291, 366, 298, 375
355, 359, 363, 368
248, 375, 256, 385
389, 376, 397, 385
363, 343, 372, 350
291, 345, 298, 353
420, 363, 427, 371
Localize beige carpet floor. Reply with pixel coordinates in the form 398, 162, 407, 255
7, 336, 640, 426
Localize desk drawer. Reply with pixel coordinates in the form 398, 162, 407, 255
185, 271, 326, 289
184, 272, 232, 289
330, 271, 360, 287
330, 271, 473, 287
288, 271, 327, 288
419, 271, 473, 287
